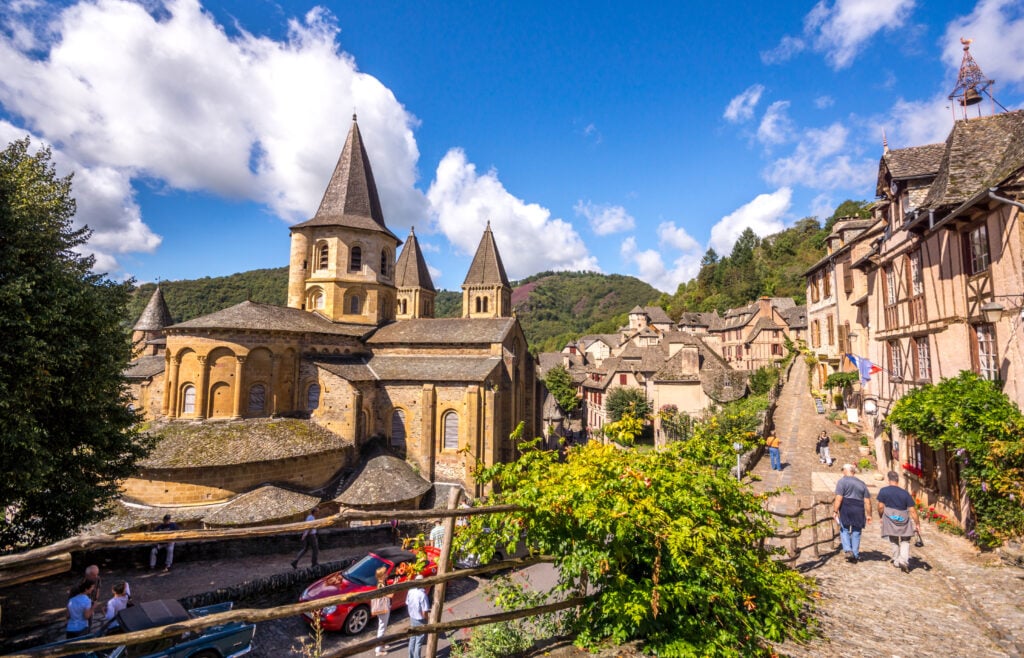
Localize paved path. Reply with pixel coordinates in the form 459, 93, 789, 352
754, 357, 1024, 658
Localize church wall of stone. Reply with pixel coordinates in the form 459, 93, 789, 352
124, 446, 354, 506
312, 367, 360, 438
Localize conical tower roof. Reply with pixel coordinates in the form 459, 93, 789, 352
291, 115, 397, 240
394, 228, 435, 291
134, 287, 173, 331
463, 221, 510, 287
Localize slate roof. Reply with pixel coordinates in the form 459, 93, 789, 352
202, 486, 320, 527
463, 222, 511, 287
745, 317, 786, 342
579, 334, 621, 350
629, 305, 646, 314
677, 311, 720, 330
368, 318, 515, 345
134, 287, 173, 331
923, 111, 1024, 210
125, 355, 166, 379
316, 355, 501, 382
166, 301, 372, 337
652, 349, 700, 382
140, 419, 350, 469
664, 332, 729, 369
394, 228, 435, 291
291, 117, 399, 241
877, 143, 945, 195
644, 306, 673, 324
780, 305, 807, 329
537, 352, 584, 378
334, 452, 432, 507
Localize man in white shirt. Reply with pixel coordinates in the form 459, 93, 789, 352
291, 507, 320, 569
405, 574, 430, 658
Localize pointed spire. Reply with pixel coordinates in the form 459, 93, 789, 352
463, 221, 511, 287
293, 117, 396, 238
395, 228, 435, 291
134, 286, 173, 331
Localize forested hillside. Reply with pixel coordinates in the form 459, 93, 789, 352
128, 267, 289, 324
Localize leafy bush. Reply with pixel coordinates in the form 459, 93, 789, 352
451, 576, 568, 658
749, 366, 780, 396
465, 432, 815, 656
605, 387, 653, 423
857, 457, 872, 471
888, 371, 1024, 548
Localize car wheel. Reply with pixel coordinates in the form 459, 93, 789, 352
342, 604, 371, 635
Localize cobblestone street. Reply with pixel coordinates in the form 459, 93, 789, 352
755, 357, 1024, 657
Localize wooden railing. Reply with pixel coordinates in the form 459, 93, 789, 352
765, 497, 837, 564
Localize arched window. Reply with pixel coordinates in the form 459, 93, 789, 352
391, 409, 407, 449
380, 250, 389, 277
399, 299, 407, 314
482, 297, 488, 313
475, 297, 482, 313
307, 383, 321, 410
442, 410, 459, 451
317, 243, 329, 270
310, 289, 325, 310
248, 384, 266, 414
361, 409, 369, 439
182, 384, 196, 415
350, 295, 361, 314
350, 246, 362, 271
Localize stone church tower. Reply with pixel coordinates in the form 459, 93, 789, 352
286, 116, 400, 325
132, 286, 173, 357
462, 221, 512, 318
394, 227, 436, 320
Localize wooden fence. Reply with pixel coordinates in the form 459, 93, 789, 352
766, 496, 838, 564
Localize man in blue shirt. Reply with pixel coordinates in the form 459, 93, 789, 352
877, 471, 920, 573
150, 514, 179, 571
405, 574, 430, 658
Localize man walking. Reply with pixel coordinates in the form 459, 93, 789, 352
292, 506, 320, 569
765, 433, 781, 471
834, 464, 872, 562
405, 574, 430, 658
150, 514, 178, 571
877, 471, 920, 573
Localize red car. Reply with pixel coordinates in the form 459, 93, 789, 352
300, 546, 440, 634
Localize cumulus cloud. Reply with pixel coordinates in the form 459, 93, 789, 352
0, 120, 161, 273
814, 95, 835, 109
620, 231, 704, 294
574, 200, 635, 235
427, 148, 599, 279
709, 189, 792, 256
0, 0, 427, 270
764, 0, 915, 69
763, 123, 876, 190
943, 0, 1024, 91
757, 101, 795, 145
723, 84, 765, 123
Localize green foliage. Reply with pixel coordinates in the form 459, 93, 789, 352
0, 138, 154, 550
128, 267, 289, 324
824, 372, 858, 390
543, 364, 579, 416
888, 371, 1024, 548
748, 366, 780, 396
451, 576, 568, 658
605, 387, 653, 423
464, 437, 815, 656
602, 412, 645, 446
434, 290, 462, 318
857, 457, 872, 471
658, 405, 696, 442
824, 199, 872, 232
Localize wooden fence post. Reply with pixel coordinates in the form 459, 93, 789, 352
425, 488, 462, 658
811, 502, 819, 558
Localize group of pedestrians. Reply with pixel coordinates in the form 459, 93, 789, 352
65, 565, 131, 639
833, 465, 922, 571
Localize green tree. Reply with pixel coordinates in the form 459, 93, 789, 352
605, 387, 653, 422
824, 199, 871, 232
887, 371, 1024, 548
543, 364, 579, 417
461, 436, 814, 655
748, 366, 781, 396
0, 138, 153, 550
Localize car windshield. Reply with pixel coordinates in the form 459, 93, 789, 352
342, 555, 388, 586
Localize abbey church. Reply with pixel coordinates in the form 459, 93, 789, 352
125, 118, 536, 523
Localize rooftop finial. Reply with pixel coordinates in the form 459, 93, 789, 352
410, 225, 415, 235
352, 112, 357, 122
882, 128, 889, 153
949, 37, 994, 120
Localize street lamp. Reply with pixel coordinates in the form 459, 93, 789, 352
981, 294, 1024, 324
732, 441, 743, 482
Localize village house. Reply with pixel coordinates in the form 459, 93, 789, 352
817, 43, 1024, 529
124, 117, 537, 529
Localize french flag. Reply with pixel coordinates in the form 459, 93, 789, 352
846, 353, 882, 384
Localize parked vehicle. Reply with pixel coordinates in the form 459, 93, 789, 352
29, 600, 254, 658
453, 527, 529, 572
299, 546, 439, 634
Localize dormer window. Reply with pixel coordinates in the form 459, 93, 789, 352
350, 246, 362, 271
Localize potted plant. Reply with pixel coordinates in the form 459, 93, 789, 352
858, 435, 871, 456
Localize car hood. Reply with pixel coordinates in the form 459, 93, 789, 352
301, 573, 365, 601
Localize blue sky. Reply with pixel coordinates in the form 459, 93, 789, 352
2, 0, 1023, 292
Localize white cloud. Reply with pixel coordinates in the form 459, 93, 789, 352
620, 234, 703, 294
764, 0, 915, 70
757, 101, 795, 145
723, 84, 765, 123
943, 0, 1024, 91
427, 148, 599, 280
763, 123, 876, 190
760, 35, 806, 65
0, 120, 161, 273
885, 95, 954, 147
810, 193, 836, 221
709, 188, 792, 256
657, 222, 701, 252
0, 0, 427, 270
814, 95, 835, 109
574, 200, 635, 235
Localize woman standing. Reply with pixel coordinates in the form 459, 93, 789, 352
371, 565, 392, 655
66, 580, 98, 639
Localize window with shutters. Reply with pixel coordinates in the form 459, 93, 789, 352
974, 324, 999, 381
906, 434, 937, 487
619, 373, 627, 385
810, 274, 820, 303
442, 411, 459, 451
966, 224, 990, 274
307, 384, 320, 410
316, 243, 329, 270
912, 336, 931, 381
248, 385, 266, 413
843, 264, 854, 295
884, 265, 899, 329
822, 268, 832, 298
391, 409, 407, 449
182, 385, 196, 415
826, 315, 834, 346
888, 341, 903, 379
907, 250, 926, 324
811, 320, 821, 348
